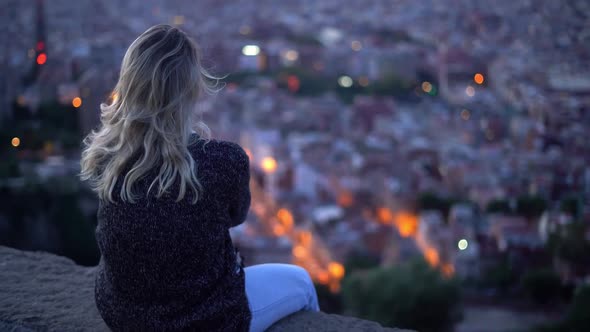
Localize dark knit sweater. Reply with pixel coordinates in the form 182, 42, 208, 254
94, 137, 252, 331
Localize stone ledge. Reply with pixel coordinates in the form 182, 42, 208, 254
0, 246, 410, 331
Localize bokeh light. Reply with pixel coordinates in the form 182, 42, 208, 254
351, 40, 362, 51
277, 208, 294, 229
358, 76, 369, 87
11, 137, 20, 147
292, 245, 306, 258
261, 156, 278, 173
377, 207, 394, 224
283, 50, 299, 62
424, 247, 440, 266
242, 45, 260, 56
328, 262, 345, 279
338, 75, 353, 88
297, 230, 312, 246
394, 211, 418, 238
422, 81, 433, 93
474, 73, 485, 85
338, 191, 354, 207
36, 53, 47, 65
317, 271, 330, 285
458, 239, 468, 250
272, 224, 285, 236
287, 75, 300, 92
72, 97, 82, 108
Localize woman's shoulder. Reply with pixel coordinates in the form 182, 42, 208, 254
189, 138, 249, 167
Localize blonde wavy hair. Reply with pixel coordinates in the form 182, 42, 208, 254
80, 24, 217, 204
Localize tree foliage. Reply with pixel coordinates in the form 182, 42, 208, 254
417, 192, 456, 220
521, 268, 562, 304
486, 199, 512, 214
342, 259, 462, 332
0, 179, 99, 266
547, 222, 590, 268
344, 249, 380, 275
560, 195, 582, 219
50, 192, 99, 266
533, 285, 590, 332
516, 195, 547, 219
478, 257, 516, 292
566, 285, 590, 330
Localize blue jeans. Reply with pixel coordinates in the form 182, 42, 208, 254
245, 264, 320, 332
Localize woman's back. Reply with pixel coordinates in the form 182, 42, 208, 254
82, 24, 319, 332
95, 138, 251, 331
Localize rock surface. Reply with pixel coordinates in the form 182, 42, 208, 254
0, 246, 410, 331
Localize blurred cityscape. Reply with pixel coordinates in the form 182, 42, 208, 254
1, 0, 589, 331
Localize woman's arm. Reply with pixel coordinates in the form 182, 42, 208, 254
227, 144, 251, 227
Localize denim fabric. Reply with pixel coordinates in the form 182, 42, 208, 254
245, 264, 320, 332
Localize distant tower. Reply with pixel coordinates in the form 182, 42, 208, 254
36, 0, 46, 50
23, 0, 47, 87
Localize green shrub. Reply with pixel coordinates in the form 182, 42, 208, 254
521, 268, 562, 304
342, 259, 462, 332
532, 284, 590, 332
547, 222, 590, 267
559, 195, 582, 219
516, 195, 547, 219
566, 285, 590, 330
480, 259, 516, 292
417, 192, 456, 220
486, 199, 512, 214
344, 249, 380, 274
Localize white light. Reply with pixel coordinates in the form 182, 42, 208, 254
458, 239, 468, 250
338, 75, 353, 88
283, 49, 299, 62
242, 45, 260, 56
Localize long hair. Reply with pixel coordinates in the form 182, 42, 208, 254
80, 24, 216, 204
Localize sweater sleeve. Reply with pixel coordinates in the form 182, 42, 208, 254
225, 143, 251, 228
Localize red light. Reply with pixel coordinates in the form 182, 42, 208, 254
287, 75, 300, 93
37, 53, 47, 65
36, 41, 45, 51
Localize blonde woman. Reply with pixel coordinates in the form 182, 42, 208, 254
81, 24, 319, 331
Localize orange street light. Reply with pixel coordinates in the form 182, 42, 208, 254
261, 157, 277, 173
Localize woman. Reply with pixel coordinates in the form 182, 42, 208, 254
80, 24, 319, 331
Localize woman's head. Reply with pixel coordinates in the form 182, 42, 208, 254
81, 24, 214, 203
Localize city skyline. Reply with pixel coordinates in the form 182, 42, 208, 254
1, 1, 589, 331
